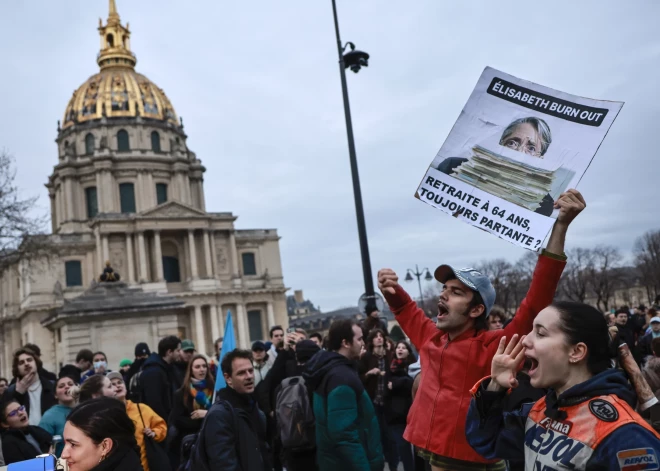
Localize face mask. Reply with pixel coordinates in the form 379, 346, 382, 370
94, 361, 107, 369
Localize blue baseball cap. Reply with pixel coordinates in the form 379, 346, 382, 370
434, 265, 496, 315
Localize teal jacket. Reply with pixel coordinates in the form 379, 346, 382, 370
38, 404, 72, 457
303, 350, 383, 471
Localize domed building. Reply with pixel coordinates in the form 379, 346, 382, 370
0, 1, 288, 374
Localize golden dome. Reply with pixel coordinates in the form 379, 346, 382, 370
62, 1, 178, 130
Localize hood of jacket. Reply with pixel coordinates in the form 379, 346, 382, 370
302, 350, 356, 391
142, 352, 170, 372
557, 368, 637, 407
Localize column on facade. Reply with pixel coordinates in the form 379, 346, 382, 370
95, 172, 104, 213
187, 230, 199, 280
218, 308, 225, 337
193, 305, 204, 353
199, 180, 206, 212
95, 229, 102, 276
49, 193, 57, 232
137, 232, 148, 282
102, 234, 109, 263
136, 171, 145, 212
236, 303, 249, 348
145, 172, 155, 209
229, 231, 239, 277
125, 233, 135, 282
267, 302, 276, 330
153, 231, 164, 282
65, 177, 75, 221
209, 304, 220, 344
203, 230, 213, 278
56, 187, 64, 227
209, 231, 218, 279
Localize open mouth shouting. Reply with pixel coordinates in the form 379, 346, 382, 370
437, 303, 449, 321
526, 355, 539, 377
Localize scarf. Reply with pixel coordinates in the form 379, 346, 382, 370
190, 378, 213, 410
390, 358, 407, 373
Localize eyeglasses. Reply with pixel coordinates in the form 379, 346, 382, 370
7, 405, 26, 418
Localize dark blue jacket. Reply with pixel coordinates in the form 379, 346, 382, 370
140, 353, 179, 424
303, 351, 383, 471
192, 387, 270, 471
466, 369, 660, 470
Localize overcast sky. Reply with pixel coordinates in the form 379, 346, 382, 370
1, 1, 659, 311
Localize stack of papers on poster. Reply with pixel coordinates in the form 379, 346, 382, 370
452, 145, 555, 211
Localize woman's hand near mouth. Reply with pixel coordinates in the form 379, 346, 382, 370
488, 334, 526, 392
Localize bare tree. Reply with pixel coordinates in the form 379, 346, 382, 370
559, 247, 594, 302
475, 259, 517, 312
587, 245, 623, 312
634, 229, 660, 305
0, 150, 49, 272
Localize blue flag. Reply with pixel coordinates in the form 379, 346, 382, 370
215, 310, 236, 391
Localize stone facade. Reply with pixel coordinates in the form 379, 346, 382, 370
0, 2, 288, 375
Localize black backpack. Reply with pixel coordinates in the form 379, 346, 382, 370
128, 369, 144, 402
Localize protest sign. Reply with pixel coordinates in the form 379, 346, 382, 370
415, 67, 623, 250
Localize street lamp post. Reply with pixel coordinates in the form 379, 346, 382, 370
330, 0, 375, 309
405, 265, 433, 312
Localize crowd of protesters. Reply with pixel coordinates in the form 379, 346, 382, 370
0, 189, 659, 470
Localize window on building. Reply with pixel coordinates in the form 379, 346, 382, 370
241, 252, 256, 276
247, 310, 263, 341
151, 131, 161, 152
85, 187, 98, 219
106, 34, 114, 47
162, 256, 181, 283
119, 183, 136, 213
156, 183, 168, 205
65, 261, 83, 287
85, 133, 95, 154
57, 328, 62, 343
117, 130, 130, 152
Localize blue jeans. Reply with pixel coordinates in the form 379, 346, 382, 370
391, 423, 414, 471
375, 404, 399, 470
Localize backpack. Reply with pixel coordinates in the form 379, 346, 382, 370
181, 400, 239, 471
275, 376, 315, 451
128, 369, 144, 403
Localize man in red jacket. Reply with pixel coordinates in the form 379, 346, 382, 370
377, 189, 585, 471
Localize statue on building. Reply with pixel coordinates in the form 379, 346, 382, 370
100, 261, 120, 282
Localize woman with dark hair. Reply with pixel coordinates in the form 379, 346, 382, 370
359, 329, 398, 470
70, 375, 116, 403
0, 399, 52, 465
466, 301, 660, 469
61, 397, 142, 470
386, 341, 416, 471
169, 354, 214, 465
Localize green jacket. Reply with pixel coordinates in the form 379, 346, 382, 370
303, 350, 384, 471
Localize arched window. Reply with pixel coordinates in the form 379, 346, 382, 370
151, 131, 161, 152
106, 34, 114, 47
162, 256, 181, 283
85, 187, 98, 218
85, 133, 95, 154
161, 241, 181, 282
117, 130, 130, 151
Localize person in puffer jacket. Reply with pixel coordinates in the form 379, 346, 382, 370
466, 301, 660, 470
303, 319, 384, 471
